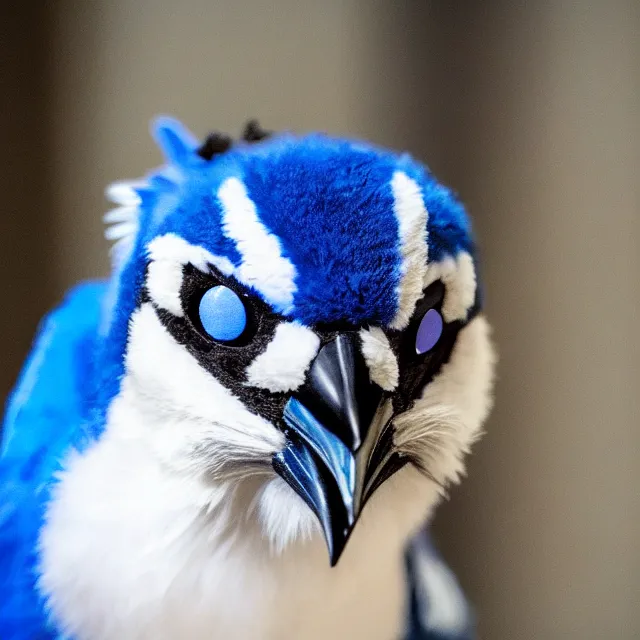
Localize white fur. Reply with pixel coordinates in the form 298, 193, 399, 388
38, 301, 443, 640
394, 315, 496, 488
145, 260, 186, 317
41, 453, 437, 640
38, 283, 495, 640
104, 180, 144, 271
122, 303, 284, 473
145, 233, 235, 317
423, 251, 477, 322
359, 326, 399, 391
105, 180, 144, 207
256, 477, 319, 554
218, 177, 297, 314
103, 220, 137, 240
390, 171, 429, 330
245, 322, 320, 393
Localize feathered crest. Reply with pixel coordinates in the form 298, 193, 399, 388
104, 117, 272, 269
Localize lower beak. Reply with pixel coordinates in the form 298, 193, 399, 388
272, 334, 407, 565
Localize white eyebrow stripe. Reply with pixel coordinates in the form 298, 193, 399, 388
422, 251, 477, 322
390, 171, 429, 330
217, 177, 297, 314
245, 322, 320, 393
359, 327, 399, 391
145, 233, 235, 317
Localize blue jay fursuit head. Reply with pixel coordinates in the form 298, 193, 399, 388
0, 118, 496, 640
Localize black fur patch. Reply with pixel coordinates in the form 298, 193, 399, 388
151, 263, 290, 427
387, 280, 464, 415
242, 120, 271, 142
195, 121, 272, 162
196, 133, 233, 161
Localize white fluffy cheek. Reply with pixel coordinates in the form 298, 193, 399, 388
361, 464, 444, 537
420, 315, 497, 443
115, 303, 284, 472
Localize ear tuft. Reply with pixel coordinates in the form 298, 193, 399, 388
196, 132, 233, 161
151, 116, 201, 167
242, 119, 271, 142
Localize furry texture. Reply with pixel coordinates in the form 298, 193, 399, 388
245, 322, 320, 392
422, 252, 476, 323
1, 118, 494, 639
145, 233, 230, 316
394, 316, 495, 489
90, 121, 476, 437
256, 477, 319, 554
218, 177, 297, 313
37, 308, 493, 640
103, 181, 143, 271
120, 303, 285, 479
359, 326, 399, 391
390, 171, 429, 330
0, 283, 106, 639
36, 300, 449, 640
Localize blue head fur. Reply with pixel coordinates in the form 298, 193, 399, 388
95, 118, 475, 429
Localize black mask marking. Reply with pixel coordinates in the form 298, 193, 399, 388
387, 279, 480, 415
141, 259, 481, 437
147, 263, 290, 427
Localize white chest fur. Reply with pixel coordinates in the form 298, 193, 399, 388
38, 399, 440, 640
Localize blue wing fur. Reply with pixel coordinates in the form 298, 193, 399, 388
0, 281, 107, 639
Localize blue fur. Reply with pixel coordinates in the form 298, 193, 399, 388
0, 282, 107, 638
0, 118, 476, 637
239, 135, 402, 325
397, 157, 473, 263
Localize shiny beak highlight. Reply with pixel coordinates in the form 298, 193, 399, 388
272, 334, 407, 565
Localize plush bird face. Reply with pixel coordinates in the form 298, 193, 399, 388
103, 119, 495, 565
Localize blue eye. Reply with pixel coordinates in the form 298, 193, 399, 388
198, 286, 247, 342
415, 308, 443, 354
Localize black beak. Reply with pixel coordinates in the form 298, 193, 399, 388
272, 333, 407, 565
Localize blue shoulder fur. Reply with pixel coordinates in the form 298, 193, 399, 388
0, 282, 107, 639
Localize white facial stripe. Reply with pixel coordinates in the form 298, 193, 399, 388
217, 177, 297, 314
423, 251, 477, 322
245, 322, 320, 393
145, 233, 235, 317
390, 171, 430, 330
359, 327, 399, 391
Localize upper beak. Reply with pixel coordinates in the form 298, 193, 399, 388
272, 333, 406, 565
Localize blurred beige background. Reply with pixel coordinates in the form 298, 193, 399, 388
1, 2, 638, 638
